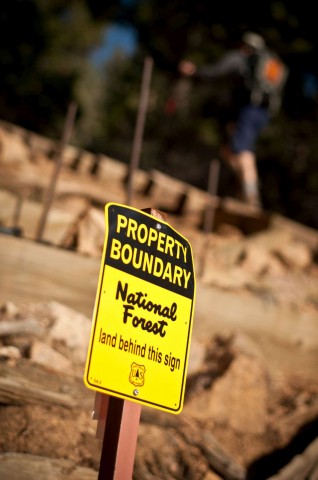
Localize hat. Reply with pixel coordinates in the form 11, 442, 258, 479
242, 32, 265, 50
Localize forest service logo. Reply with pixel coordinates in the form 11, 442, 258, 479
129, 362, 146, 386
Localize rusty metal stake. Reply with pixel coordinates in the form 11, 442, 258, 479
12, 192, 23, 229
198, 158, 220, 277
202, 159, 220, 234
35, 101, 78, 241
126, 56, 153, 206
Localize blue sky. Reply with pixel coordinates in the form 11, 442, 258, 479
90, 24, 137, 66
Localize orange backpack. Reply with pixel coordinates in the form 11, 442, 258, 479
246, 49, 289, 113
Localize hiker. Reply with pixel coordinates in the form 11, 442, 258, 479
179, 32, 288, 208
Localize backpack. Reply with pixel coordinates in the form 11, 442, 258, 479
246, 49, 289, 114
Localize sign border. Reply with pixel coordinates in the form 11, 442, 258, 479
84, 202, 196, 414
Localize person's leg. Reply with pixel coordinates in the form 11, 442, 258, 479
236, 150, 261, 206
219, 143, 243, 200
229, 105, 269, 206
222, 148, 261, 205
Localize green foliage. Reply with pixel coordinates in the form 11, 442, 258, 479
0, 0, 104, 136
1, 1, 318, 227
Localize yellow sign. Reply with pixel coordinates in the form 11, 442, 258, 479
84, 203, 196, 414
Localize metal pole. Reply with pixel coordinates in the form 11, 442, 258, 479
202, 159, 220, 234
198, 158, 220, 278
126, 56, 153, 206
35, 101, 78, 241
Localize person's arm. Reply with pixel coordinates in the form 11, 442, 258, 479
197, 50, 244, 80
179, 50, 244, 80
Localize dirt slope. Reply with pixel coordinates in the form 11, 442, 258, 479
0, 121, 318, 479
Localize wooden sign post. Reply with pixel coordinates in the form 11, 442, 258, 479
93, 393, 141, 479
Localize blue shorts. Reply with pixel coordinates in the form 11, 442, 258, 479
231, 105, 270, 153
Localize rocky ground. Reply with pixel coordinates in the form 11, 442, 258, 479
0, 121, 318, 479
